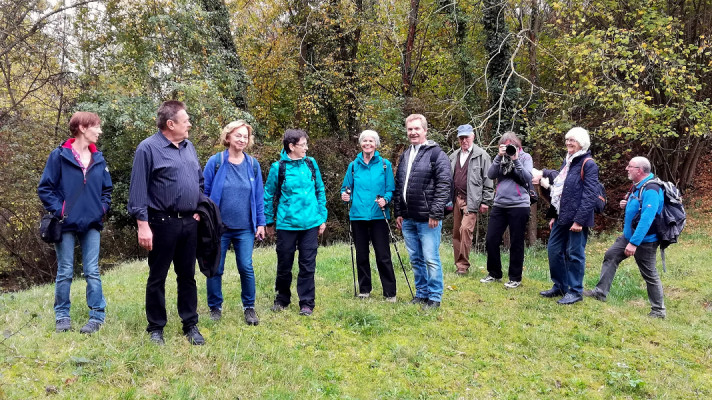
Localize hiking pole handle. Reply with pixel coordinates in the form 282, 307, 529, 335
376, 195, 386, 210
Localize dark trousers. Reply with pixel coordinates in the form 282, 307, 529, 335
485, 206, 530, 281
275, 227, 319, 308
594, 236, 665, 313
352, 219, 397, 297
146, 214, 199, 333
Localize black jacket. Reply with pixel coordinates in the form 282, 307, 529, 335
394, 141, 452, 222
196, 194, 224, 278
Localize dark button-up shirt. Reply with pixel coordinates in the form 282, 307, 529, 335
128, 131, 203, 221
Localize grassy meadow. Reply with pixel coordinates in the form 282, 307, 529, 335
1, 217, 711, 399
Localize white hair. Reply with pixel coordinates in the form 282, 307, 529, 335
631, 156, 651, 173
565, 127, 591, 152
359, 130, 381, 147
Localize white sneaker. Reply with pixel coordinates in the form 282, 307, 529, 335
504, 280, 521, 289
479, 275, 501, 283
357, 293, 370, 299
385, 296, 397, 303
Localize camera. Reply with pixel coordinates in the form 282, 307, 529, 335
505, 145, 517, 157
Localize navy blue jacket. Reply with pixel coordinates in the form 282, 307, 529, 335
37, 139, 113, 233
552, 150, 599, 227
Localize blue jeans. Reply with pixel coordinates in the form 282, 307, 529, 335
547, 220, 588, 295
402, 219, 444, 302
54, 229, 106, 322
207, 228, 256, 309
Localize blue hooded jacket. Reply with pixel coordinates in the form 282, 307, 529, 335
263, 150, 327, 230
37, 139, 113, 233
340, 151, 395, 220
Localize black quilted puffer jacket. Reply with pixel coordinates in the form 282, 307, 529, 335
393, 141, 452, 222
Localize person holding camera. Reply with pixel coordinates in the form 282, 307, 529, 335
480, 131, 533, 289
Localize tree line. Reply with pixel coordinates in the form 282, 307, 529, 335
0, 0, 709, 289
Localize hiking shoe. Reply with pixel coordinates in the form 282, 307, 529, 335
299, 306, 313, 316
480, 275, 501, 283
185, 326, 205, 345
504, 280, 521, 289
423, 300, 441, 309
648, 310, 666, 319
149, 330, 165, 346
540, 287, 565, 298
410, 297, 428, 305
583, 289, 606, 302
385, 296, 397, 303
244, 308, 259, 326
557, 293, 583, 305
209, 307, 222, 321
79, 320, 102, 334
271, 303, 287, 312
55, 318, 71, 333
357, 293, 370, 299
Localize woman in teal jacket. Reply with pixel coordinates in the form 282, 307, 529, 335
340, 130, 397, 301
264, 129, 327, 316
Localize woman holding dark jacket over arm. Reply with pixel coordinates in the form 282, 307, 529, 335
481, 131, 533, 289
37, 111, 113, 334
203, 120, 265, 325
340, 130, 397, 301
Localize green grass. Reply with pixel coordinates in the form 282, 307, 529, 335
1, 226, 711, 399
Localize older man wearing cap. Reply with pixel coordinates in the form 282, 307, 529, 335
449, 124, 494, 275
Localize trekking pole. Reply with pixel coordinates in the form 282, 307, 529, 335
345, 189, 357, 297
377, 196, 414, 299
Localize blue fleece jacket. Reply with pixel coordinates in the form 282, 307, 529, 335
203, 150, 266, 232
624, 173, 664, 245
37, 139, 113, 233
340, 151, 395, 220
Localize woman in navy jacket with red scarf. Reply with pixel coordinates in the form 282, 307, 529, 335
38, 111, 113, 334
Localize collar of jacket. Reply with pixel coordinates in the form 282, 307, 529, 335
62, 138, 98, 153
356, 151, 382, 165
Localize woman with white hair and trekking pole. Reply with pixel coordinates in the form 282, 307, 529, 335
340, 130, 399, 302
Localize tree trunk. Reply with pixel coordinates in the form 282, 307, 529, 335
198, 0, 249, 110
402, 0, 420, 106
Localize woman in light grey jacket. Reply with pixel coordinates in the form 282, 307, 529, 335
481, 131, 533, 288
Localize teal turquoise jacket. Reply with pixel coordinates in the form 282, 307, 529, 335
263, 150, 327, 230
340, 151, 395, 220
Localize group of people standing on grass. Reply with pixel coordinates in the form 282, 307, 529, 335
37, 101, 667, 346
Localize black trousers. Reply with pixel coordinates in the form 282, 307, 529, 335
146, 214, 199, 333
275, 227, 319, 308
485, 206, 530, 281
352, 219, 397, 297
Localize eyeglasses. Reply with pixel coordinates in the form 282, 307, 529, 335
294, 142, 308, 149
626, 165, 641, 170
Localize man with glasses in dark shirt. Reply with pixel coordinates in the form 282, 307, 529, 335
128, 100, 205, 345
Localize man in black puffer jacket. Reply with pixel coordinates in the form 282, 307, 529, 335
394, 114, 452, 309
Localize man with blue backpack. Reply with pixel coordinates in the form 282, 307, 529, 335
584, 157, 668, 318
